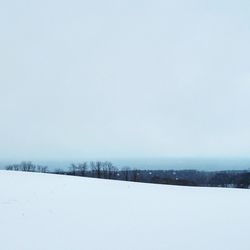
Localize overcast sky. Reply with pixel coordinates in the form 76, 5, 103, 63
0, 0, 250, 160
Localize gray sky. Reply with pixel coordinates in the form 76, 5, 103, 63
0, 0, 250, 160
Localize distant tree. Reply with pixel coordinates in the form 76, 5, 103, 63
70, 164, 78, 175
236, 173, 250, 188
132, 168, 140, 182
5, 165, 14, 171
78, 162, 88, 176
54, 168, 64, 175
105, 162, 117, 179
20, 162, 36, 172
96, 161, 102, 178
121, 166, 130, 181
90, 161, 102, 178
13, 164, 19, 171
41, 166, 48, 173
102, 162, 109, 179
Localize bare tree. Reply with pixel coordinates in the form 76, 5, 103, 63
54, 168, 64, 174
106, 162, 114, 179
5, 165, 14, 170
132, 168, 140, 182
78, 162, 88, 176
102, 162, 108, 179
37, 165, 42, 172
122, 166, 131, 181
110, 165, 119, 179
90, 161, 103, 178
20, 162, 36, 172
13, 164, 19, 171
70, 164, 78, 175
41, 166, 48, 173
95, 161, 102, 178
90, 161, 97, 178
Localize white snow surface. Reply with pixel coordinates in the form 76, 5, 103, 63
0, 171, 249, 250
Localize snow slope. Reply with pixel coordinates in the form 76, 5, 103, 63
0, 171, 249, 250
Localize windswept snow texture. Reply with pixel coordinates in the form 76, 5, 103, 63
0, 171, 249, 250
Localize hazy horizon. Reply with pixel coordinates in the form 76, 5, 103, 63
1, 156, 250, 171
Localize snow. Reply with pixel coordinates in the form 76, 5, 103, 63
0, 171, 249, 250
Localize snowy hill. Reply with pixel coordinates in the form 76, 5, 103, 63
0, 171, 249, 250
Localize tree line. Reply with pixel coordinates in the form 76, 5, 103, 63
5, 161, 250, 188
5, 161, 48, 173
5, 161, 140, 181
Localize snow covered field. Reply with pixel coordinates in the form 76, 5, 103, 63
0, 171, 249, 250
